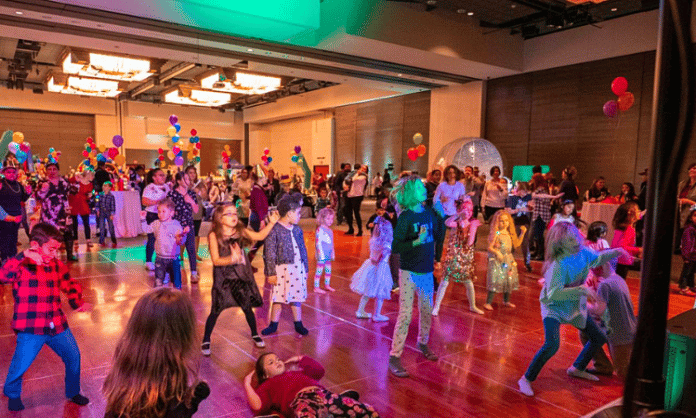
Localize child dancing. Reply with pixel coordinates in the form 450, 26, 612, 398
1, 223, 92, 411
518, 222, 625, 397
314, 207, 336, 293
202, 203, 279, 355
484, 210, 526, 310
245, 353, 380, 418
103, 288, 210, 417
262, 193, 311, 336
433, 199, 483, 316
388, 175, 445, 378
351, 216, 393, 321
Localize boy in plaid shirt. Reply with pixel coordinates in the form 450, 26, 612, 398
98, 181, 117, 247
1, 223, 92, 411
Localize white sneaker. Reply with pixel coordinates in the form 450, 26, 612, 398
518, 376, 534, 397
373, 314, 389, 322
355, 310, 371, 319
146, 262, 155, 271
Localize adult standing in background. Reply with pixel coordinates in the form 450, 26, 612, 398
263, 167, 280, 205
248, 171, 269, 267
425, 169, 442, 207
462, 166, 483, 220
333, 163, 351, 226
676, 163, 696, 253
93, 160, 110, 193
372, 172, 383, 198
481, 166, 508, 222
433, 165, 466, 262
0, 166, 28, 262
635, 168, 648, 246
344, 164, 369, 237
69, 170, 94, 247
186, 165, 207, 262
36, 162, 77, 261
168, 172, 200, 284
382, 168, 392, 189
559, 166, 579, 203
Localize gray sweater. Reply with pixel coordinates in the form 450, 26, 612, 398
263, 223, 309, 277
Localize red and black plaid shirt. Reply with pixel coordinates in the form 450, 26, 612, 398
0, 253, 84, 335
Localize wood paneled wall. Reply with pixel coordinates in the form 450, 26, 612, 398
0, 110, 94, 171
485, 51, 673, 197
200, 138, 242, 177
333, 91, 430, 177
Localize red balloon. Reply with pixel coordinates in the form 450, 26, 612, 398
195, 143, 202, 149
190, 129, 197, 136
159, 155, 165, 161
221, 151, 226, 157
82, 150, 89, 157
158, 148, 164, 154
611, 77, 628, 96
617, 92, 635, 111
407, 148, 418, 161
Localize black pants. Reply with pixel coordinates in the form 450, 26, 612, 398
484, 206, 503, 222
203, 307, 258, 342
679, 260, 696, 289
145, 212, 159, 263
71, 214, 91, 240
514, 217, 531, 265
531, 216, 546, 259
615, 260, 641, 279
345, 196, 364, 233
0, 220, 19, 262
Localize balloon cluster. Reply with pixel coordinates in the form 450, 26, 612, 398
221, 145, 234, 169
261, 148, 273, 166
79, 136, 125, 171
187, 128, 202, 165
7, 132, 33, 164
46, 147, 61, 165
166, 115, 185, 167
603, 77, 635, 118
291, 145, 302, 163
407, 133, 426, 161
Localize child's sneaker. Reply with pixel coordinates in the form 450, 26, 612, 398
252, 335, 265, 348
8, 397, 24, 411
372, 314, 389, 322
70, 394, 89, 406
146, 262, 155, 271
201, 342, 211, 356
355, 310, 371, 319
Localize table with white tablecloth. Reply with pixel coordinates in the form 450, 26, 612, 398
580, 202, 620, 241
112, 191, 143, 238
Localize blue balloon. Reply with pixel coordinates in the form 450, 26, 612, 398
172, 135, 180, 142
174, 123, 181, 133
267, 157, 272, 163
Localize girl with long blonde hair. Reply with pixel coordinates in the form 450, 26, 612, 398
484, 210, 526, 310
103, 288, 210, 417
201, 202, 278, 355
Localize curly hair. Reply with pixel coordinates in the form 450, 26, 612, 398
488, 210, 518, 245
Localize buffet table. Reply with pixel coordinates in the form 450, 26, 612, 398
112, 190, 143, 238
581, 202, 620, 240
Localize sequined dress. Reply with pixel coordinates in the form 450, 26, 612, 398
442, 224, 476, 283
486, 232, 519, 293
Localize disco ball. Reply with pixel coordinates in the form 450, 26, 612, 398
434, 137, 504, 178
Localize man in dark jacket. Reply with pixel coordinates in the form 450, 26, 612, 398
93, 161, 110, 193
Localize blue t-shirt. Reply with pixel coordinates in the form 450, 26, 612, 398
392, 207, 444, 273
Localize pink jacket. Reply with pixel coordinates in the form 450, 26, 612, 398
611, 226, 640, 265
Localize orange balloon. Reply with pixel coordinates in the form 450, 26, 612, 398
416, 144, 426, 157
617, 92, 635, 111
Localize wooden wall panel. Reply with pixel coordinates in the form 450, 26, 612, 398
200, 139, 242, 177
333, 105, 357, 168
635, 51, 656, 183
0, 109, 94, 171
402, 91, 430, 176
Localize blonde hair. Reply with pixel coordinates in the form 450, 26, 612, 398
316, 207, 335, 227
103, 288, 199, 418
543, 222, 584, 273
488, 210, 518, 245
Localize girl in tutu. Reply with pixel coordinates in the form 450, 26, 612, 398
484, 210, 526, 310
351, 217, 393, 322
433, 199, 484, 316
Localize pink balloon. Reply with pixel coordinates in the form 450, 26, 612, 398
611, 77, 628, 96
294, 145, 301, 154
603, 100, 619, 118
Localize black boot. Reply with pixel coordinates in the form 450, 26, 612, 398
294, 321, 309, 336
261, 321, 278, 335
65, 241, 78, 262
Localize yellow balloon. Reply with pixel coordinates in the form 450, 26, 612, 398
12, 132, 24, 143
413, 133, 423, 145
167, 150, 175, 160
167, 126, 177, 137
159, 161, 166, 168
114, 155, 125, 165
98, 144, 107, 152
224, 144, 230, 151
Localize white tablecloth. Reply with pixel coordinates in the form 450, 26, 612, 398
112, 191, 143, 238
581, 202, 620, 241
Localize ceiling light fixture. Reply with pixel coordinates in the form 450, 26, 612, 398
426, 0, 436, 5
457, 8, 466, 14
163, 85, 231, 107
61, 49, 156, 82
46, 73, 125, 97
199, 70, 281, 95
467, 11, 474, 16
247, 48, 254, 52
611, 8, 617, 12
15, 11, 23, 15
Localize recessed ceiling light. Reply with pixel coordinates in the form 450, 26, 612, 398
511, 4, 517, 8
457, 9, 466, 14
397, 73, 403, 77
611, 8, 617, 12
467, 11, 474, 16
15, 11, 23, 15
426, 0, 436, 5
247, 48, 253, 52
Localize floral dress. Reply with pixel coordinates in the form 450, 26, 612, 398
442, 224, 476, 283
486, 231, 519, 293
37, 178, 75, 234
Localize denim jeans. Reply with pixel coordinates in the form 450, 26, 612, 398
155, 256, 182, 289
4, 329, 81, 399
524, 316, 606, 381
98, 214, 116, 244
182, 228, 197, 273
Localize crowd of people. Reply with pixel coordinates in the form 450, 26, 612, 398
1, 154, 694, 417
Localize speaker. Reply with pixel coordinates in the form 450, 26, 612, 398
665, 309, 696, 412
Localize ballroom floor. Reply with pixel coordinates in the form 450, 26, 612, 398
0, 218, 693, 418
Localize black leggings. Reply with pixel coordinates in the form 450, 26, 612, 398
203, 307, 258, 343
345, 196, 364, 232
71, 214, 91, 240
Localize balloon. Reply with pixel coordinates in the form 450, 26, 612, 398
192, 149, 198, 156
617, 92, 635, 111
166, 139, 174, 149
264, 148, 270, 155
108, 148, 119, 159
82, 150, 89, 157
19, 143, 28, 152
174, 156, 184, 166
112, 135, 124, 147
159, 155, 165, 161
291, 155, 299, 163
267, 157, 272, 163
172, 135, 180, 143
169, 115, 178, 125
189, 136, 195, 144
49, 147, 55, 153
174, 123, 181, 133
167, 151, 175, 160
407, 148, 418, 161
195, 143, 201, 149
98, 144, 106, 152
166, 126, 176, 137
224, 144, 230, 151
8, 142, 18, 154
261, 155, 268, 161
158, 148, 164, 154
193, 136, 200, 143
114, 155, 126, 165
12, 132, 24, 143
413, 133, 423, 145
611, 77, 628, 96
294, 145, 301, 154
603, 100, 619, 118
195, 156, 200, 163
416, 144, 426, 157
189, 129, 197, 136
160, 161, 166, 168
172, 146, 180, 155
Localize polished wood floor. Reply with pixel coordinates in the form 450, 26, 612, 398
0, 217, 694, 418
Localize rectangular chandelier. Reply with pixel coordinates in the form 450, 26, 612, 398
163, 85, 232, 107
61, 49, 156, 82
199, 70, 281, 95
46, 73, 126, 97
